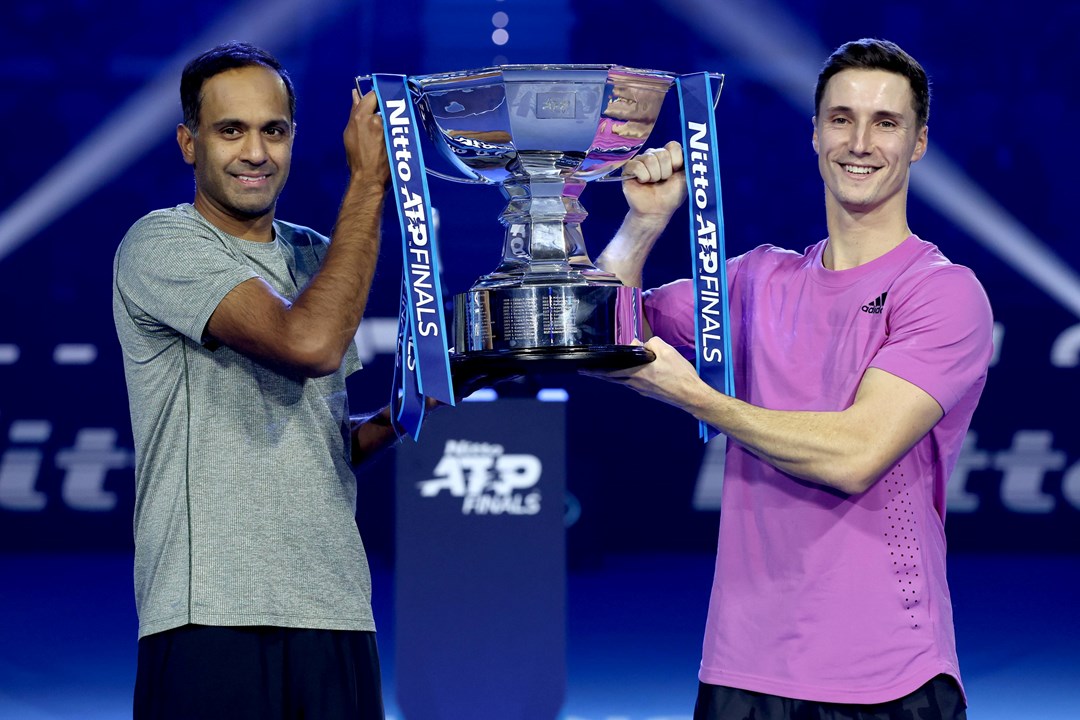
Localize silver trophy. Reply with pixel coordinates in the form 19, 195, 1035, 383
408, 64, 677, 374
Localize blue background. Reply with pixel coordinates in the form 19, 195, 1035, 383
1, 1, 1078, 718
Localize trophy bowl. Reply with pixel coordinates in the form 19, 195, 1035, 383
407, 64, 677, 375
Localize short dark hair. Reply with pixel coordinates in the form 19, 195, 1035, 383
180, 41, 296, 132
814, 38, 930, 128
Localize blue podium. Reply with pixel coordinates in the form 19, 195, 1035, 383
393, 391, 567, 719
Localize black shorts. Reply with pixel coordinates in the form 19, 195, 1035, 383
693, 674, 967, 720
134, 624, 384, 720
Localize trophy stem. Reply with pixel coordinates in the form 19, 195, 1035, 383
474, 181, 619, 289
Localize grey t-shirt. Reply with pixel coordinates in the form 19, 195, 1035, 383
112, 203, 373, 638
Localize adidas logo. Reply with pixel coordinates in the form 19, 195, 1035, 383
861, 292, 888, 314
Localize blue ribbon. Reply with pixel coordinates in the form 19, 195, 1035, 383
390, 278, 425, 437
370, 74, 455, 439
676, 73, 734, 441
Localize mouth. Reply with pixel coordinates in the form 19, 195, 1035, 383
232, 173, 272, 187
841, 164, 878, 177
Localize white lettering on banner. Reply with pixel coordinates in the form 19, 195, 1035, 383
1, 419, 53, 510
686, 120, 724, 366
417, 439, 542, 516
695, 428, 1080, 515
385, 99, 413, 181
0, 448, 48, 510
687, 121, 711, 210
696, 215, 718, 273
55, 428, 128, 511
353, 317, 400, 364
0, 420, 134, 512
386, 98, 439, 338
699, 276, 724, 363
998, 433, 1065, 512
945, 432, 989, 512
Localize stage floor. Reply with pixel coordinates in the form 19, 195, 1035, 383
1, 551, 1077, 719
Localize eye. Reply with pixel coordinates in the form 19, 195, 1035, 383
831, 116, 850, 125
221, 126, 242, 138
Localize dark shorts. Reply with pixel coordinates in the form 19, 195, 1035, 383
134, 624, 384, 720
693, 674, 967, 720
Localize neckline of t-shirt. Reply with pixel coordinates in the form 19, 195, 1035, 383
808, 235, 920, 288
180, 203, 284, 253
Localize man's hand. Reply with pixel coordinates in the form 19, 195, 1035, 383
344, 88, 391, 187
621, 140, 687, 220
582, 336, 704, 411
596, 141, 687, 288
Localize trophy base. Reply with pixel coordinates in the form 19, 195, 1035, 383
453, 283, 648, 352
451, 284, 652, 394
451, 344, 655, 378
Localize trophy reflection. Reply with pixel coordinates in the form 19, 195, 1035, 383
408, 64, 677, 374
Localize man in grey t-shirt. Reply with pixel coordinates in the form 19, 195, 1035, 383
113, 42, 396, 719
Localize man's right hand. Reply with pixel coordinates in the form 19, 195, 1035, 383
344, 88, 391, 187
621, 140, 687, 221
594, 140, 687, 289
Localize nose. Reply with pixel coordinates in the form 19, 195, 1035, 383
850, 121, 873, 155
240, 133, 268, 164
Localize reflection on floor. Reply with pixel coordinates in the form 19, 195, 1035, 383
1, 552, 1077, 719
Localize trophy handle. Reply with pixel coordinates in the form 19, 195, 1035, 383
595, 72, 724, 184
424, 169, 492, 185
354, 75, 494, 186
710, 72, 725, 108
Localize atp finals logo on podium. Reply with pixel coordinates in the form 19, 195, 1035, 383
417, 439, 542, 515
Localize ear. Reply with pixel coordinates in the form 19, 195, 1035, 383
910, 124, 928, 163
177, 123, 196, 166
811, 116, 819, 155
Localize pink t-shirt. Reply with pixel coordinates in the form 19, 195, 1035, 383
644, 236, 992, 703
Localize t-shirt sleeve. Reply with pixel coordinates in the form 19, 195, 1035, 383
115, 210, 258, 344
643, 253, 750, 361
643, 278, 696, 360
870, 266, 993, 414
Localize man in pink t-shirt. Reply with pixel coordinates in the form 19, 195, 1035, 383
591, 39, 991, 720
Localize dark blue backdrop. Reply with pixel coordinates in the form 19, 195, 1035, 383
2, 0, 1077, 561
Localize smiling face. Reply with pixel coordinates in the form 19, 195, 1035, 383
177, 65, 294, 239
812, 68, 927, 220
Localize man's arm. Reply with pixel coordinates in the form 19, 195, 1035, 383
206, 89, 390, 377
595, 141, 687, 290
598, 336, 943, 495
